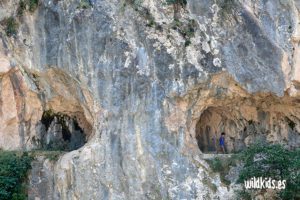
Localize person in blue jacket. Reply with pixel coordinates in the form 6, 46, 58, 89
219, 132, 226, 153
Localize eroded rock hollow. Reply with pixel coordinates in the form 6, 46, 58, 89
196, 96, 300, 153
35, 110, 86, 151
1, 0, 300, 199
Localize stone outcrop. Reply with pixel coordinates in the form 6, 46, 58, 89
0, 0, 300, 199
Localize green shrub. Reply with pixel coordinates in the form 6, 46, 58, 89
3, 17, 19, 37
202, 176, 217, 193
45, 151, 61, 161
237, 142, 300, 200
28, 0, 39, 12
17, 0, 39, 15
78, 0, 92, 9
165, 0, 187, 7
208, 157, 223, 172
184, 40, 191, 47
146, 18, 155, 27
17, 0, 27, 16
29, 150, 62, 162
0, 151, 33, 200
171, 19, 196, 47
125, 0, 143, 10
234, 189, 252, 200
206, 156, 237, 185
165, 0, 187, 20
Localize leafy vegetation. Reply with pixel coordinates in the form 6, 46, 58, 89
0, 151, 33, 200
146, 18, 156, 28
17, 0, 39, 16
122, 0, 154, 28
202, 176, 217, 193
237, 142, 300, 200
165, 0, 187, 20
29, 150, 63, 161
28, 0, 39, 12
124, 0, 143, 10
206, 143, 300, 199
207, 157, 223, 172
5, 0, 39, 37
78, 0, 93, 9
206, 155, 238, 185
234, 189, 251, 200
44, 151, 61, 161
184, 40, 191, 47
165, 0, 187, 7
2, 17, 19, 37
171, 18, 196, 47
17, 0, 27, 16
0, 150, 63, 200
123, 1, 160, 32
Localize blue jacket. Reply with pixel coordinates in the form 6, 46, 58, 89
219, 137, 225, 146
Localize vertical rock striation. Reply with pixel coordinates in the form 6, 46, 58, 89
0, 0, 300, 199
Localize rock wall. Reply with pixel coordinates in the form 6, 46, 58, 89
0, 0, 300, 199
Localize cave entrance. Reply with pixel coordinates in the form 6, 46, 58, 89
195, 107, 245, 154
35, 110, 87, 151
195, 103, 300, 153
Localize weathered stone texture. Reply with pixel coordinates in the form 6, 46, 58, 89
0, 0, 300, 199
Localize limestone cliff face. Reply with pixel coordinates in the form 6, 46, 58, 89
1, 0, 300, 199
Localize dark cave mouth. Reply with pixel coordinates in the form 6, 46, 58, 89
35, 110, 87, 151
195, 106, 300, 154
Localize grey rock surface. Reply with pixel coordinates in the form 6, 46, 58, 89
0, 0, 300, 199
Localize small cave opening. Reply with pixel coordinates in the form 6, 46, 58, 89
195, 104, 300, 154
35, 110, 87, 151
196, 107, 235, 154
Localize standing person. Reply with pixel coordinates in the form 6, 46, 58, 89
219, 132, 226, 154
